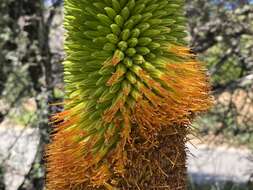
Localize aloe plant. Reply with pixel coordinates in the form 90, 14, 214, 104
46, 0, 212, 189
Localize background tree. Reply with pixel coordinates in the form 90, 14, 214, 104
0, 0, 62, 189
186, 0, 253, 142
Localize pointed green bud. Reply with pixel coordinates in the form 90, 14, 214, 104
130, 64, 142, 75
93, 2, 106, 11
143, 29, 161, 37
126, 0, 136, 11
145, 3, 159, 12
138, 37, 152, 46
104, 7, 117, 20
142, 61, 156, 72
133, 4, 146, 14
106, 34, 119, 44
103, 43, 116, 52
118, 41, 128, 51
120, 7, 130, 20
137, 47, 150, 55
110, 24, 121, 35
112, 0, 121, 13
126, 72, 137, 84
133, 54, 145, 64
149, 42, 161, 50
131, 28, 141, 38
148, 19, 162, 25
162, 19, 176, 26
121, 29, 131, 41
97, 14, 113, 25
127, 38, 138, 47
123, 57, 133, 68
126, 48, 136, 57
142, 13, 153, 22
97, 25, 111, 34
113, 49, 125, 62
124, 19, 135, 29
137, 23, 150, 32
114, 15, 124, 28
93, 37, 107, 45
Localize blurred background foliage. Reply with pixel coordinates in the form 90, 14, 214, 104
0, 0, 253, 189
186, 0, 253, 147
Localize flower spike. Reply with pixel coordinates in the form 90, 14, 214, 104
46, 0, 213, 189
